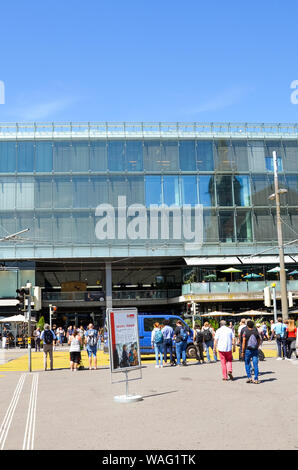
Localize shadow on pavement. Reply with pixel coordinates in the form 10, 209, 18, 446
142, 390, 178, 400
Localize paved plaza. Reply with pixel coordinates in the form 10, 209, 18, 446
0, 343, 297, 451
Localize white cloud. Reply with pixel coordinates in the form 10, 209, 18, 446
6, 96, 77, 121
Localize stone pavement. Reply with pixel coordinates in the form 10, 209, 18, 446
0, 343, 297, 451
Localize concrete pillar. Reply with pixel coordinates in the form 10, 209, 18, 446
105, 262, 112, 310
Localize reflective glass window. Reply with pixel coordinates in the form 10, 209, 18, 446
179, 140, 196, 171
251, 175, 271, 206
283, 141, 298, 171
253, 209, 274, 242
218, 210, 235, 242
233, 175, 251, 206
90, 141, 107, 171
214, 140, 235, 171
143, 141, 162, 171
34, 213, 53, 242
285, 175, 298, 206
108, 141, 125, 171
248, 141, 266, 172
163, 176, 180, 205
126, 141, 143, 171
0, 213, 16, 238
216, 175, 233, 206
16, 211, 35, 241
17, 142, 34, 172
53, 177, 72, 208
108, 176, 144, 207
161, 141, 179, 170
265, 156, 283, 172
35, 177, 53, 208
236, 210, 252, 242
199, 175, 215, 206
145, 176, 162, 206
73, 213, 91, 244
35, 142, 53, 172
73, 177, 91, 208
233, 141, 249, 171
197, 141, 214, 171
90, 176, 110, 207
72, 142, 89, 171
181, 175, 197, 206
0, 177, 16, 209
203, 210, 219, 242
53, 141, 89, 172
16, 177, 34, 209
53, 213, 73, 243
0, 142, 16, 172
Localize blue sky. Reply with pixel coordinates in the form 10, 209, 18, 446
0, 0, 297, 123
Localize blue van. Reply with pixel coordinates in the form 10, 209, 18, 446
104, 313, 196, 359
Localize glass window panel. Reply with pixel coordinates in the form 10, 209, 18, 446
0, 142, 16, 172
251, 175, 271, 206
90, 140, 107, 171
73, 213, 91, 244
214, 140, 235, 171
218, 210, 235, 242
0, 177, 16, 209
161, 141, 179, 170
73, 177, 91, 208
145, 176, 162, 206
53, 177, 72, 208
181, 175, 197, 206
72, 141, 89, 171
199, 175, 216, 206
216, 175, 233, 206
90, 176, 110, 208
283, 141, 298, 171
143, 141, 162, 171
253, 209, 275, 242
203, 209, 219, 242
126, 141, 143, 171
108, 176, 144, 207
34, 177, 52, 208
53, 213, 73, 243
16, 177, 34, 209
233, 141, 249, 171
0, 213, 16, 238
34, 213, 53, 243
163, 176, 180, 205
126, 176, 144, 205
107, 141, 125, 171
15, 211, 35, 242
265, 156, 283, 172
236, 210, 252, 242
248, 141, 266, 172
233, 175, 251, 206
35, 142, 53, 172
179, 140, 196, 171
53, 141, 72, 172
196, 141, 214, 171
17, 142, 34, 172
285, 175, 298, 205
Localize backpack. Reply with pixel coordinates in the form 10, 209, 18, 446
195, 330, 204, 343
87, 330, 97, 347
202, 328, 212, 342
154, 330, 163, 344
247, 332, 258, 350
179, 327, 188, 341
43, 330, 53, 345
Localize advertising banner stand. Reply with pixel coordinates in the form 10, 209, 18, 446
107, 308, 143, 403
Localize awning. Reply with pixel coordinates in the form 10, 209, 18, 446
184, 257, 241, 266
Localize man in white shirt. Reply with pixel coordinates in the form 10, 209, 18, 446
214, 320, 235, 381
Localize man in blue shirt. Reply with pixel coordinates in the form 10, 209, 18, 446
84, 323, 99, 370
161, 320, 175, 366
273, 318, 287, 360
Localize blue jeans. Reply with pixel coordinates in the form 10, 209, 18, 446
244, 349, 259, 380
276, 338, 287, 358
205, 340, 217, 362
175, 340, 187, 364
163, 339, 173, 363
154, 342, 163, 365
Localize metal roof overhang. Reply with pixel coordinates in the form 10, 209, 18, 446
184, 255, 297, 266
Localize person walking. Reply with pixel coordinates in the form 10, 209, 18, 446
68, 329, 83, 371
40, 324, 56, 371
202, 322, 218, 363
273, 317, 287, 360
151, 322, 164, 368
285, 319, 298, 360
269, 320, 275, 341
214, 320, 235, 381
241, 319, 261, 384
237, 318, 247, 361
33, 327, 41, 352
161, 320, 175, 366
173, 320, 189, 367
84, 323, 99, 370
193, 323, 205, 364
1, 327, 8, 349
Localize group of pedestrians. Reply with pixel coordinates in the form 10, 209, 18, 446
272, 318, 298, 361
151, 319, 192, 367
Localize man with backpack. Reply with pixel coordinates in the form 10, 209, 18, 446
173, 320, 189, 366
194, 323, 205, 364
40, 324, 56, 371
151, 322, 164, 368
202, 322, 218, 363
84, 323, 99, 370
241, 319, 261, 384
161, 320, 175, 366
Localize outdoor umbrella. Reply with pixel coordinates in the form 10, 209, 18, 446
289, 270, 298, 275
203, 274, 217, 281
243, 273, 262, 279
220, 267, 242, 281
201, 311, 233, 317
267, 266, 288, 273
233, 310, 270, 317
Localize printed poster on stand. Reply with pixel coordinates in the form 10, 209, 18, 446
107, 308, 141, 373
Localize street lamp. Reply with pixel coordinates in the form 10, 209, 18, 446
268, 151, 288, 321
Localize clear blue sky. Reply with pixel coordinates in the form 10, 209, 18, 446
0, 0, 297, 123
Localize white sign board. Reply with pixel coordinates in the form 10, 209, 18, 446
107, 308, 141, 373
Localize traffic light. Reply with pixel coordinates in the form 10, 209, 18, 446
16, 287, 30, 312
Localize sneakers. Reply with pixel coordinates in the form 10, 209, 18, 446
228, 372, 234, 381
276, 357, 283, 361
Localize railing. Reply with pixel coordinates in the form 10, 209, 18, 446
1, 122, 298, 139
182, 280, 298, 295
42, 289, 180, 302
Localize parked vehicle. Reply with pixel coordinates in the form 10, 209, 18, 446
104, 313, 196, 359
